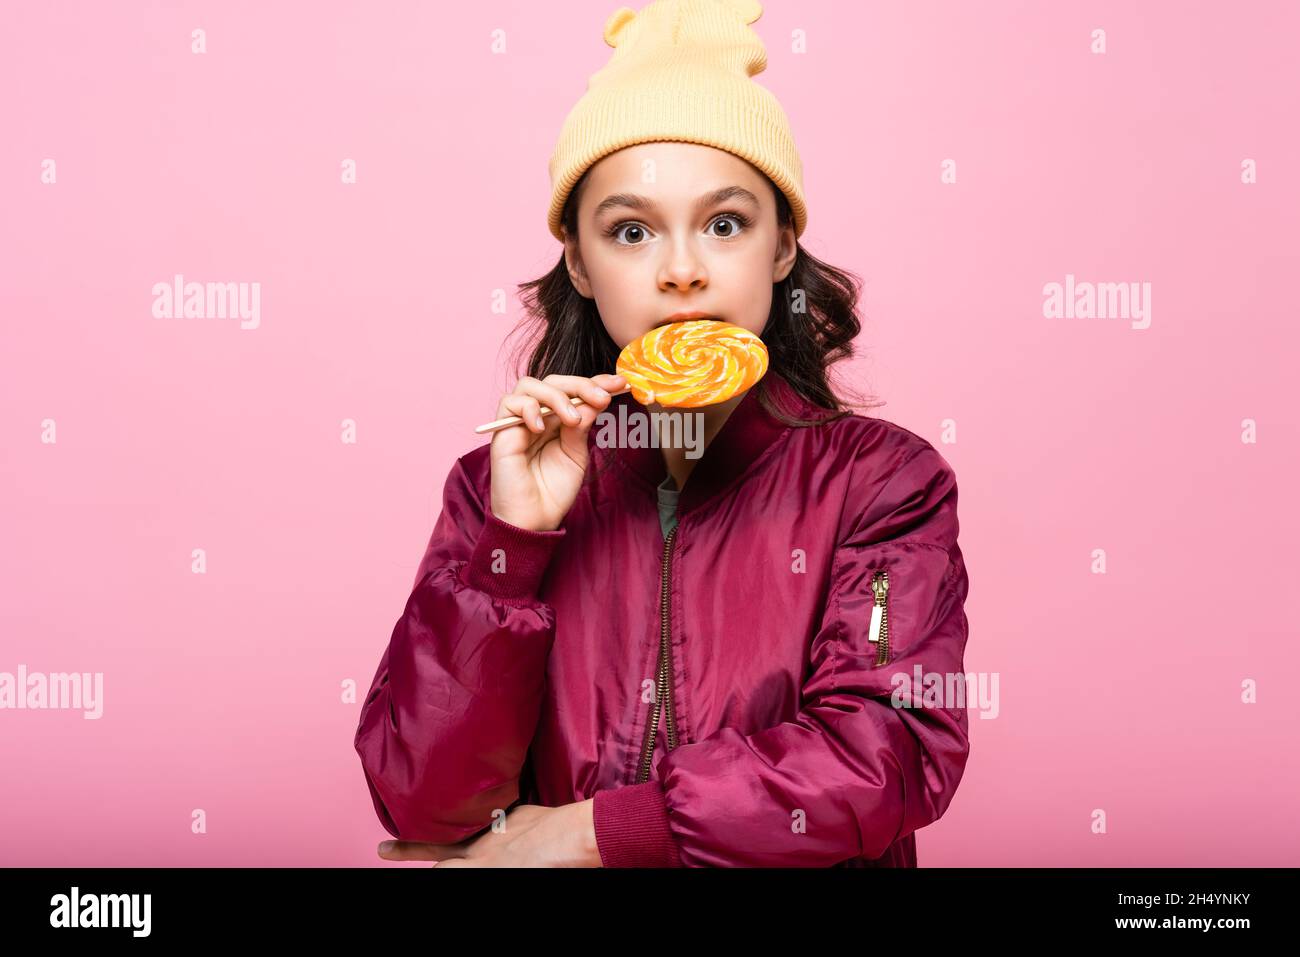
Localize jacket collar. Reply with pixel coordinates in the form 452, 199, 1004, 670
596, 368, 828, 516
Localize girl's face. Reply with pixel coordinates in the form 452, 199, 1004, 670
562, 142, 797, 350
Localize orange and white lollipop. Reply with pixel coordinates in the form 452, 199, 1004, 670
616, 319, 768, 408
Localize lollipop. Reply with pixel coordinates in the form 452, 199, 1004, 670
471, 319, 768, 433
616, 319, 768, 408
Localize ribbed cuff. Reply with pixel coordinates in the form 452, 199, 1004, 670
592, 780, 683, 868
463, 510, 566, 601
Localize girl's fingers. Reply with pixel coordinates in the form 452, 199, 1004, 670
498, 394, 545, 432
592, 373, 627, 395
514, 378, 583, 427
535, 373, 623, 414
377, 840, 466, 862
494, 374, 627, 435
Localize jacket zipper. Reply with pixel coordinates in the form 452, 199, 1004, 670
636, 524, 679, 783
869, 569, 891, 665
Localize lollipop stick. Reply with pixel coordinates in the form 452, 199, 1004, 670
473, 383, 633, 435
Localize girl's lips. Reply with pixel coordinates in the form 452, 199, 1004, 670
655, 314, 718, 327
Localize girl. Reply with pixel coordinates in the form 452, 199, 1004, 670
354, 0, 970, 868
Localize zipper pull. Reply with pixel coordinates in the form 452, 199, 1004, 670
868, 571, 888, 643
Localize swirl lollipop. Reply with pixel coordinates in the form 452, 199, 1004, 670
616, 319, 768, 408
471, 319, 768, 433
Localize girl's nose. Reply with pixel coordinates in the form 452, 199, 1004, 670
658, 245, 708, 291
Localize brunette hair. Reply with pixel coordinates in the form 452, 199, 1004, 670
503, 167, 883, 478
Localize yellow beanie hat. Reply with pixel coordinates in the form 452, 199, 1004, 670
546, 0, 807, 242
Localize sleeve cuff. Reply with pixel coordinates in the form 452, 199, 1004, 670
462, 509, 566, 601
592, 780, 683, 868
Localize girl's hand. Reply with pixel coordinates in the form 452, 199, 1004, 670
489, 374, 625, 532
375, 800, 601, 867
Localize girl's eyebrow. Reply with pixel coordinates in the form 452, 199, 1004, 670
592, 185, 761, 219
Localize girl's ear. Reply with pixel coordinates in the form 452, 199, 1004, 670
563, 231, 594, 298
772, 223, 797, 284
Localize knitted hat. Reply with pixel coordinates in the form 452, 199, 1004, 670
546, 0, 807, 242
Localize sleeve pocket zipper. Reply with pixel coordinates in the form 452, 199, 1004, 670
868, 569, 891, 666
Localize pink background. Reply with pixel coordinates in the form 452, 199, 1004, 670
2, 0, 1297, 866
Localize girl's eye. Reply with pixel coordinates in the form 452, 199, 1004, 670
607, 222, 650, 245
707, 212, 752, 239
604, 211, 754, 246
